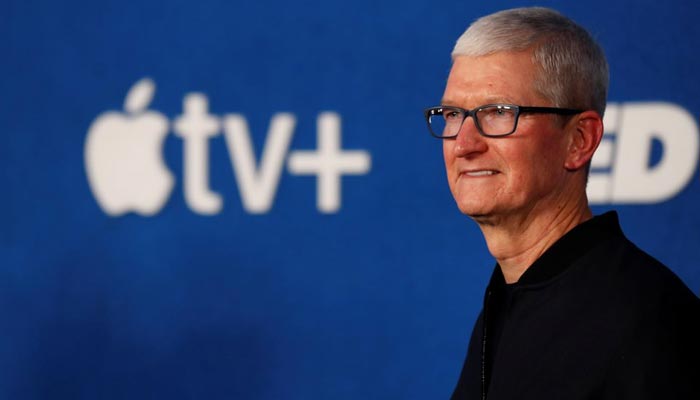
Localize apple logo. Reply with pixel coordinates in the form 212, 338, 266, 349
84, 78, 174, 216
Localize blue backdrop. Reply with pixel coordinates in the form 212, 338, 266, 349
2, 0, 699, 398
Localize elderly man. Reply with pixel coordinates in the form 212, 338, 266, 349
424, 7, 700, 400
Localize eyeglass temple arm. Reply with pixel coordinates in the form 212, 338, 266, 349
519, 106, 584, 115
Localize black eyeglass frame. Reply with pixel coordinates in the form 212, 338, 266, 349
424, 104, 584, 138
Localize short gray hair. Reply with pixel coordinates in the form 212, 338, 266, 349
452, 7, 609, 116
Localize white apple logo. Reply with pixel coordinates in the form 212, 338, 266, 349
85, 78, 174, 216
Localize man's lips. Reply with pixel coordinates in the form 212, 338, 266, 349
459, 169, 500, 177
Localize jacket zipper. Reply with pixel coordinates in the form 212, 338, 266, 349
481, 289, 491, 400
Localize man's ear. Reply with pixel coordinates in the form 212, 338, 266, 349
564, 110, 604, 171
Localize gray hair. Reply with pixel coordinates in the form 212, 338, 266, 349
452, 7, 609, 116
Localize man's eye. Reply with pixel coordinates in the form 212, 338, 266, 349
444, 111, 461, 120
483, 107, 513, 118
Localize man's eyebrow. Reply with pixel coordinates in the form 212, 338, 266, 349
440, 96, 518, 107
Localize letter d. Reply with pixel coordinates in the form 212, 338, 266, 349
611, 102, 699, 203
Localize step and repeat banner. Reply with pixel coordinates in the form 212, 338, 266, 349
2, 0, 699, 398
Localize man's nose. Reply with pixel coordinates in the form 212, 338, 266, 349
452, 117, 488, 157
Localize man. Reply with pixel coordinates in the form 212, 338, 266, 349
423, 7, 700, 400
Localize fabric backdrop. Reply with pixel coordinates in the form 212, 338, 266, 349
2, 0, 699, 398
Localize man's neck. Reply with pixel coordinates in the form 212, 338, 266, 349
476, 200, 592, 284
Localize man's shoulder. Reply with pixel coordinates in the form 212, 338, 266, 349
595, 233, 692, 288
575, 232, 699, 319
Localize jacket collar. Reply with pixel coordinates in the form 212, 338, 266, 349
487, 211, 624, 289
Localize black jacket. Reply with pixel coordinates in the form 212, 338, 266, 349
451, 212, 700, 400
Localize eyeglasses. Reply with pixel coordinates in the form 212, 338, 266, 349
424, 104, 583, 138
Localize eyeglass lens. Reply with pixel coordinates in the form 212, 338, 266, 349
429, 106, 518, 137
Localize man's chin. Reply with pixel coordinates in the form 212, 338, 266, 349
468, 213, 498, 226
457, 204, 497, 226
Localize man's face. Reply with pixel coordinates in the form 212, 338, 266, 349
442, 51, 574, 224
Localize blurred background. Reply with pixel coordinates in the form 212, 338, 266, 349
2, 0, 699, 398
